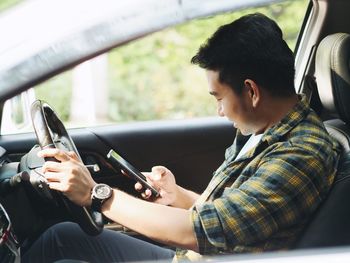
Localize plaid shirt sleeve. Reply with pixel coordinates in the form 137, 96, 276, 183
191, 141, 337, 254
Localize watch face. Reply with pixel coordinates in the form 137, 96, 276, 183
94, 184, 112, 199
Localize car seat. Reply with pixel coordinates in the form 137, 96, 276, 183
295, 33, 350, 248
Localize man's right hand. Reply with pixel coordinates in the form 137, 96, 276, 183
136, 166, 178, 206
136, 166, 200, 209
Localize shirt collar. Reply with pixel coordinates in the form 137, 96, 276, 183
262, 94, 310, 145
225, 94, 310, 162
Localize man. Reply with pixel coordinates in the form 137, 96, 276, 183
22, 13, 339, 262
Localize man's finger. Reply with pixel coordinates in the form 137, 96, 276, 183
145, 189, 152, 197
135, 182, 143, 191
38, 148, 70, 162
47, 182, 65, 192
141, 189, 152, 200
149, 167, 165, 181
44, 172, 65, 182
151, 166, 166, 174
42, 161, 66, 173
67, 151, 79, 161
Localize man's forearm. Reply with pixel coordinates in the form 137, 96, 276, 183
102, 189, 199, 251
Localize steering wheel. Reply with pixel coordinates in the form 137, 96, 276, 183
29, 100, 103, 236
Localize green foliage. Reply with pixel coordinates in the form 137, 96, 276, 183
0, 0, 22, 13
35, 0, 309, 124
35, 72, 72, 121
107, 0, 309, 123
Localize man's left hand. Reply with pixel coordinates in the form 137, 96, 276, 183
38, 148, 97, 207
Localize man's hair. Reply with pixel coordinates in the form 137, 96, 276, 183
191, 13, 296, 97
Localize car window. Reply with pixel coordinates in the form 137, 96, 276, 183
0, 0, 23, 13
1, 0, 309, 135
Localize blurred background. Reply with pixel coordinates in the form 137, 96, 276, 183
0, 0, 308, 132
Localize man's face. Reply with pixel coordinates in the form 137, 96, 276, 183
206, 70, 256, 135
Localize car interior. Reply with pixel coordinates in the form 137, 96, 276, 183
292, 0, 350, 249
1, 0, 350, 261
295, 32, 350, 248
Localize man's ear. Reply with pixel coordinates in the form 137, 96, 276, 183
244, 79, 260, 108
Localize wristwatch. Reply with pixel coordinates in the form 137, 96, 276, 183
91, 183, 113, 212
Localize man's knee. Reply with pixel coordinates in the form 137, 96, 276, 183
42, 222, 84, 246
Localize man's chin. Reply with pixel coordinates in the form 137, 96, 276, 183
232, 122, 253, 136
237, 127, 254, 136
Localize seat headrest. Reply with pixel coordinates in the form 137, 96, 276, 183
316, 33, 350, 124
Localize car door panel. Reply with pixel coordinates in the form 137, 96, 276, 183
88, 117, 235, 192
0, 117, 234, 194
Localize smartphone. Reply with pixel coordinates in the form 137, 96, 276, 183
107, 149, 160, 197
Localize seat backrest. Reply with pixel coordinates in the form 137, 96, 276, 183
295, 33, 350, 248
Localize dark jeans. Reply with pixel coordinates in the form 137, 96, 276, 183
21, 222, 175, 263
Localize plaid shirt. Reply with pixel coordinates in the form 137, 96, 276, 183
176, 95, 340, 260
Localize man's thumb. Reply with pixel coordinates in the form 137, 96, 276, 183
150, 166, 166, 180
